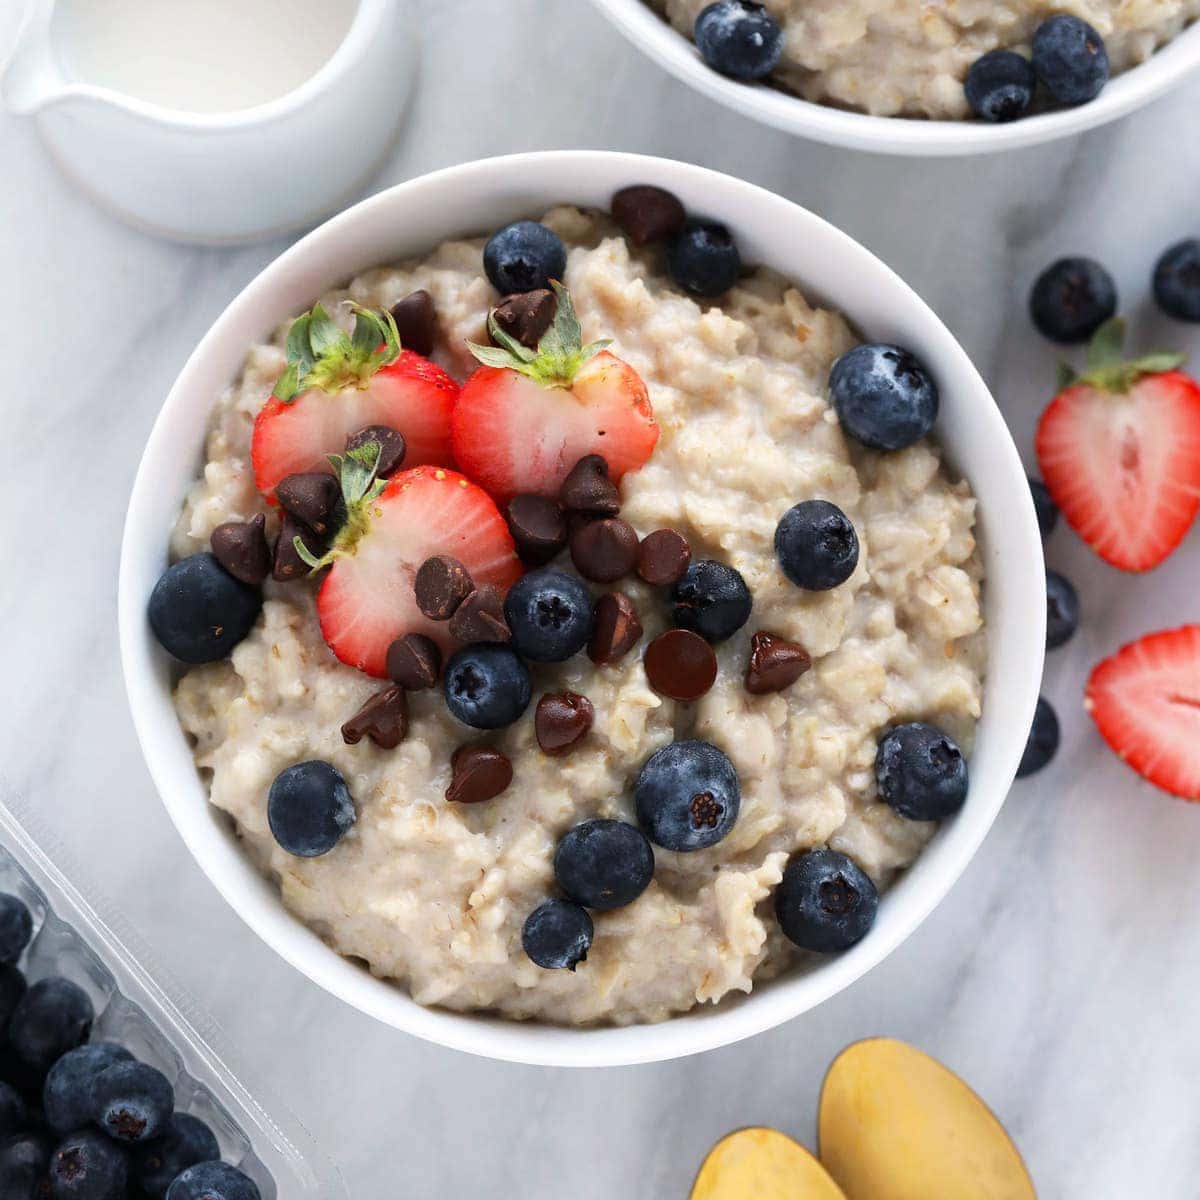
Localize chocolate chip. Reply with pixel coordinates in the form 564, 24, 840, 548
386, 633, 442, 690
341, 685, 408, 749
559, 454, 620, 516
745, 631, 811, 695
636, 528, 691, 586
570, 517, 639, 583
506, 494, 567, 565
492, 289, 556, 350
276, 472, 342, 537
587, 592, 643, 665
346, 425, 407, 476
448, 584, 510, 643
415, 555, 474, 621
272, 515, 326, 582
390, 288, 437, 357
446, 745, 513, 804
612, 185, 687, 246
211, 514, 271, 585
535, 691, 595, 756
644, 629, 717, 701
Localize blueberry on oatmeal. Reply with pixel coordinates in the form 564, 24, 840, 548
504, 568, 594, 662
635, 741, 741, 852
667, 221, 742, 298
148, 554, 261, 665
443, 644, 532, 730
775, 849, 878, 953
554, 820, 655, 912
965, 49, 1036, 122
483, 221, 567, 295
521, 899, 594, 971
774, 500, 859, 591
829, 343, 938, 451
1032, 14, 1110, 106
876, 723, 969, 822
670, 561, 752, 643
693, 0, 783, 81
267, 761, 356, 858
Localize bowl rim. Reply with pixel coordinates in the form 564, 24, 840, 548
588, 0, 1200, 155
118, 150, 1045, 1067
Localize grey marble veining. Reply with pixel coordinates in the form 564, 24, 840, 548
4, 1, 1200, 1194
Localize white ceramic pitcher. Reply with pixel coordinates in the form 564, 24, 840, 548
1, 0, 413, 244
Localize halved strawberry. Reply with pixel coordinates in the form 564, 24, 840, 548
251, 303, 457, 498
1086, 625, 1200, 801
1035, 320, 1200, 572
295, 447, 522, 677
452, 283, 658, 502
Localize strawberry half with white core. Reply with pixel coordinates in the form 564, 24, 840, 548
295, 441, 522, 678
1035, 319, 1200, 572
1086, 625, 1200, 801
453, 282, 659, 503
252, 303, 457, 498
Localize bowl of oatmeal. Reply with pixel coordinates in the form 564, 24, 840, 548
119, 152, 1044, 1065
590, 0, 1200, 154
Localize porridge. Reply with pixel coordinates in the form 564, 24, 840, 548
156, 195, 984, 1026
649, 0, 1200, 119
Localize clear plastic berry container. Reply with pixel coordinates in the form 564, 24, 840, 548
0, 791, 346, 1199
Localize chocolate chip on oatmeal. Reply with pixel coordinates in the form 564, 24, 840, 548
745, 631, 811, 695
492, 288, 556, 350
587, 592, 643, 665
559, 454, 621, 516
611, 185, 687, 246
276, 472, 342, 536
570, 517, 639, 583
636, 528, 692, 586
535, 691, 595, 756
346, 424, 407, 476
447, 745, 513, 804
644, 629, 717, 702
341, 685, 408, 749
386, 632, 442, 690
415, 555, 475, 621
448, 584, 510, 643
506, 494, 567, 565
272, 514, 326, 582
211, 513, 271, 585
389, 288, 437, 357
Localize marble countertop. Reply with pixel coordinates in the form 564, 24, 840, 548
4, 1, 1200, 1194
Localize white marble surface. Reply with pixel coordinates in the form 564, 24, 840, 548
4, 1, 1200, 1194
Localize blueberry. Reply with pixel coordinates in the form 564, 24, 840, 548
267, 761, 356, 857
0, 962, 26, 1031
503, 568, 593, 662
554, 820, 655, 912
876, 723, 968, 822
775, 849, 878, 953
0, 894, 32, 964
670, 560, 752, 643
1018, 695, 1061, 779
774, 500, 859, 591
634, 740, 740, 852
1029, 257, 1117, 344
1153, 238, 1200, 323
0, 1131, 52, 1200
521, 899, 593, 971
1046, 570, 1079, 650
133, 1113, 220, 1200
148, 553, 261, 665
443, 644, 532, 730
90, 1059, 173, 1145
43, 1043, 133, 1135
1032, 14, 1109, 106
0, 1082, 26, 1137
48, 1129, 128, 1200
483, 221, 566, 295
1029, 476, 1058, 538
964, 49, 1036, 122
694, 0, 783, 80
829, 344, 939, 451
167, 1161, 261, 1200
8, 978, 93, 1074
667, 222, 741, 298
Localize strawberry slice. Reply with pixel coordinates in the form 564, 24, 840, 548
1086, 625, 1200, 801
452, 282, 658, 502
1035, 319, 1200, 572
295, 447, 522, 678
251, 303, 457, 498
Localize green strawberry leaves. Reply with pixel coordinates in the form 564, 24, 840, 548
1058, 318, 1187, 395
273, 303, 401, 403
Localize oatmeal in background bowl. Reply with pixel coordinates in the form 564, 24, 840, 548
153, 187, 985, 1028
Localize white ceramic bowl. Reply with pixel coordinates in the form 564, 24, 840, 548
119, 151, 1045, 1067
589, 0, 1200, 155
